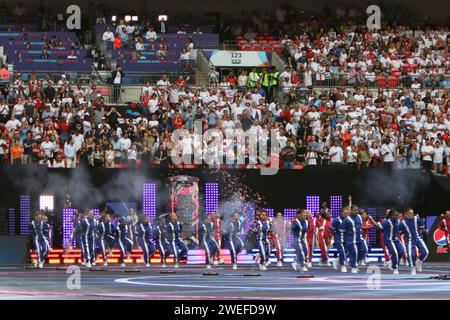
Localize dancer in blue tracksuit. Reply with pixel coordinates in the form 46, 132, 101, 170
253, 211, 271, 270
166, 213, 188, 268
70, 211, 86, 264
115, 217, 134, 267
29, 213, 48, 268
136, 215, 156, 266
223, 212, 244, 270
41, 215, 52, 266
398, 208, 429, 275
375, 208, 405, 274
331, 207, 350, 272
290, 210, 309, 272
153, 217, 169, 268
198, 215, 219, 269
96, 213, 116, 266
339, 205, 367, 273
80, 210, 97, 267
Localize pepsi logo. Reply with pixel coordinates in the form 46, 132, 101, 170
433, 229, 447, 246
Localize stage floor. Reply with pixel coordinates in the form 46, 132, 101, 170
0, 263, 449, 300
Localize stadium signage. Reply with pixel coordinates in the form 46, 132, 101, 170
203, 50, 271, 67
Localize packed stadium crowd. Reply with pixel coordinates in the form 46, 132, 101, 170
0, 71, 449, 173
0, 2, 448, 173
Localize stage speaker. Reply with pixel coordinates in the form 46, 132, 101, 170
0, 236, 29, 266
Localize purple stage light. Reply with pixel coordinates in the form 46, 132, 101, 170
39, 195, 54, 211
92, 209, 100, 218
329, 195, 343, 219
20, 195, 31, 235
306, 195, 320, 214
205, 183, 219, 215
263, 208, 274, 218
143, 183, 156, 221
62, 208, 77, 248
8, 208, 15, 235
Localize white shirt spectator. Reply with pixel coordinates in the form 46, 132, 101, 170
64, 142, 76, 159
49, 160, 66, 168
102, 30, 114, 42
13, 103, 24, 117
72, 134, 84, 152
433, 146, 444, 164
329, 145, 344, 163
135, 42, 145, 50
145, 30, 157, 41
119, 137, 131, 151
157, 79, 170, 87
41, 141, 55, 158
421, 145, 434, 161
6, 118, 21, 131
381, 143, 395, 162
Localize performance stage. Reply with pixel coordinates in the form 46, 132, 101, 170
0, 263, 449, 300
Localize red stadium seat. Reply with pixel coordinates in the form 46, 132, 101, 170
376, 76, 386, 88
388, 76, 399, 88
97, 88, 110, 96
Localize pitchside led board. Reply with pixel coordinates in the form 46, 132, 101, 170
426, 216, 449, 262
203, 50, 272, 67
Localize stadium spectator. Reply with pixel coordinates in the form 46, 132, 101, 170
0, 65, 10, 82
111, 65, 124, 102
102, 26, 114, 41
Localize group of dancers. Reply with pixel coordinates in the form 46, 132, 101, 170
29, 200, 450, 274
70, 210, 189, 268
288, 203, 430, 275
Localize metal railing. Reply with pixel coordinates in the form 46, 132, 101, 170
308, 73, 448, 89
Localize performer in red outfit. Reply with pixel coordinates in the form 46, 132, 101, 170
360, 210, 375, 265
316, 211, 332, 266
210, 212, 224, 265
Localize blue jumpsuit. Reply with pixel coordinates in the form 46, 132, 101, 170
223, 220, 244, 264
115, 223, 134, 264
29, 220, 49, 264
74, 219, 83, 249
198, 222, 219, 265
96, 221, 115, 262
42, 221, 51, 253
166, 221, 188, 264
291, 219, 309, 267
340, 214, 367, 268
80, 217, 97, 264
254, 220, 270, 265
330, 216, 346, 266
398, 216, 429, 267
153, 224, 169, 263
136, 222, 156, 264
379, 218, 405, 269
